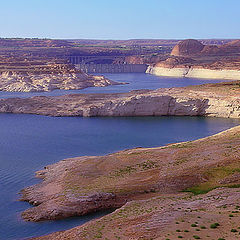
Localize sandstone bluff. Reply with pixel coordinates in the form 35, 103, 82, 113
147, 39, 240, 80
0, 81, 239, 118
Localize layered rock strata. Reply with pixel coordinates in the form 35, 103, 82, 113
0, 81, 239, 118
0, 64, 120, 92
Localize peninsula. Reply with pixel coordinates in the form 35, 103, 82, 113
0, 80, 239, 118
24, 124, 240, 239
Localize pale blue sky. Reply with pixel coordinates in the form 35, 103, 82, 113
0, 0, 239, 39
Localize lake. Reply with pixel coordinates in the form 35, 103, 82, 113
0, 73, 228, 99
0, 74, 238, 240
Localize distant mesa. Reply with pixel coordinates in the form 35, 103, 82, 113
170, 39, 204, 56
225, 39, 240, 46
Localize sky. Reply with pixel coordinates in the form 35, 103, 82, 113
0, 0, 239, 39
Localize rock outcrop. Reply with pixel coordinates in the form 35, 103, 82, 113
171, 39, 204, 57
170, 39, 240, 57
31, 187, 240, 240
0, 81, 239, 118
149, 39, 240, 79
0, 64, 120, 92
147, 65, 240, 80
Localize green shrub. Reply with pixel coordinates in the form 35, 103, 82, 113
210, 223, 219, 229
193, 236, 200, 239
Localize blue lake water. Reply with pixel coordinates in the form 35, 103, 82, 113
0, 73, 239, 240
0, 115, 239, 240
0, 73, 228, 99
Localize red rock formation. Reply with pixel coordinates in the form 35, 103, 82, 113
201, 45, 222, 55
155, 56, 195, 67
171, 39, 204, 56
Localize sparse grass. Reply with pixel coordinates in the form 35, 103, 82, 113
168, 142, 193, 149
112, 165, 137, 177
183, 165, 240, 195
111, 160, 158, 177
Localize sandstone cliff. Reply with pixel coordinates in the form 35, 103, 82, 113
0, 81, 239, 118
147, 65, 240, 80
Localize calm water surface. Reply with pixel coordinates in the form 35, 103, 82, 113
0, 74, 238, 240
0, 73, 228, 99
0, 115, 239, 240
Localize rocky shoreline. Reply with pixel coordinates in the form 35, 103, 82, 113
31, 187, 240, 240
147, 65, 240, 80
0, 81, 239, 118
0, 71, 120, 92
20, 125, 240, 222
24, 124, 240, 239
